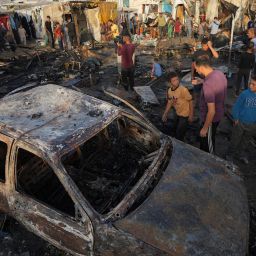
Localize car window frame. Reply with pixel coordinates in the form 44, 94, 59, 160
11, 140, 92, 223
59, 111, 169, 222
0, 132, 13, 185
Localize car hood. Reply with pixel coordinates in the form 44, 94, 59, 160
115, 139, 249, 255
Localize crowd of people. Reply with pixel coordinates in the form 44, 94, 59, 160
0, 11, 255, 165
44, 16, 78, 50
116, 25, 255, 164
102, 12, 221, 42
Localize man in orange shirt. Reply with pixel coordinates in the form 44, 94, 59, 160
162, 72, 194, 141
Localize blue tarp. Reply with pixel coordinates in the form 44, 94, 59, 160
123, 0, 129, 8
162, 0, 172, 13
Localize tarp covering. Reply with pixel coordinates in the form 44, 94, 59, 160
43, 4, 64, 24
84, 7, 101, 42
206, 0, 218, 22
162, 0, 172, 13
98, 2, 118, 23
223, 0, 248, 8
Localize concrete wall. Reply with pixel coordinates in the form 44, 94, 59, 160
128, 0, 160, 13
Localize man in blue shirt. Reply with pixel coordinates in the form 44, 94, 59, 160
226, 75, 256, 164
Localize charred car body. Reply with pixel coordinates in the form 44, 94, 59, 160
0, 84, 249, 255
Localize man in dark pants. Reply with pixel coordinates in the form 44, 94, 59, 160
226, 76, 256, 164
191, 38, 219, 110
66, 17, 76, 48
235, 42, 254, 96
192, 56, 227, 154
162, 72, 194, 141
117, 35, 135, 91
45, 16, 54, 48
247, 28, 256, 74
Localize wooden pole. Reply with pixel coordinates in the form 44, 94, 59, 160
228, 14, 235, 75
73, 14, 80, 46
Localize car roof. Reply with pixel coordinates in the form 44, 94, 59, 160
0, 84, 120, 156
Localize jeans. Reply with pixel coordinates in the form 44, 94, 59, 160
68, 34, 76, 47
200, 122, 219, 154
187, 27, 192, 37
57, 38, 64, 50
236, 69, 250, 94
228, 122, 256, 157
46, 30, 54, 48
121, 67, 135, 91
173, 115, 189, 141
158, 26, 165, 38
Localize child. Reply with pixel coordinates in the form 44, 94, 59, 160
54, 22, 64, 50
151, 58, 163, 79
162, 72, 194, 141
174, 17, 182, 37
18, 25, 26, 45
235, 42, 254, 96
226, 75, 256, 164
167, 17, 174, 39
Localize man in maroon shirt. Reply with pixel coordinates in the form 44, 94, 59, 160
117, 35, 136, 91
192, 55, 227, 153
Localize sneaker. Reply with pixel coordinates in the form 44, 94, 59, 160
239, 156, 249, 165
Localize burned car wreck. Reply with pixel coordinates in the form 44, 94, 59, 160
0, 84, 249, 255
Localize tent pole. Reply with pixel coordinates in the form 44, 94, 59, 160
228, 13, 235, 75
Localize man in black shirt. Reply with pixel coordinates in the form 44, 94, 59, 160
191, 38, 219, 79
191, 38, 219, 110
66, 18, 76, 48
45, 16, 54, 48
235, 42, 254, 96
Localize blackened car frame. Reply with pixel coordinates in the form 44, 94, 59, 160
0, 84, 249, 255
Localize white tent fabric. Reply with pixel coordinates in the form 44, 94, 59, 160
84, 7, 101, 42
206, 0, 218, 22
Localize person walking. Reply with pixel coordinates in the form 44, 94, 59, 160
226, 75, 256, 164
66, 17, 76, 48
185, 15, 193, 38
235, 42, 254, 96
117, 35, 136, 91
54, 22, 64, 50
156, 13, 167, 39
191, 38, 219, 80
167, 17, 174, 39
162, 72, 194, 141
192, 55, 227, 154
247, 28, 256, 74
209, 17, 220, 44
45, 16, 54, 48
174, 17, 182, 37
198, 19, 207, 40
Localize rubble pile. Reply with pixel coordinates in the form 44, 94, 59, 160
0, 49, 102, 97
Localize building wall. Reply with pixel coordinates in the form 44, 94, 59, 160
128, 0, 160, 13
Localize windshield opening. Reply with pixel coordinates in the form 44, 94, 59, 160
61, 116, 160, 215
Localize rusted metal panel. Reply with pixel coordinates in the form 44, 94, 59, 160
0, 85, 249, 256
115, 139, 249, 255
9, 193, 94, 256
94, 225, 169, 256
0, 133, 13, 213
0, 84, 120, 156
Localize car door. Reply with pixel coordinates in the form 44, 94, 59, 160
0, 133, 13, 212
8, 141, 94, 256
